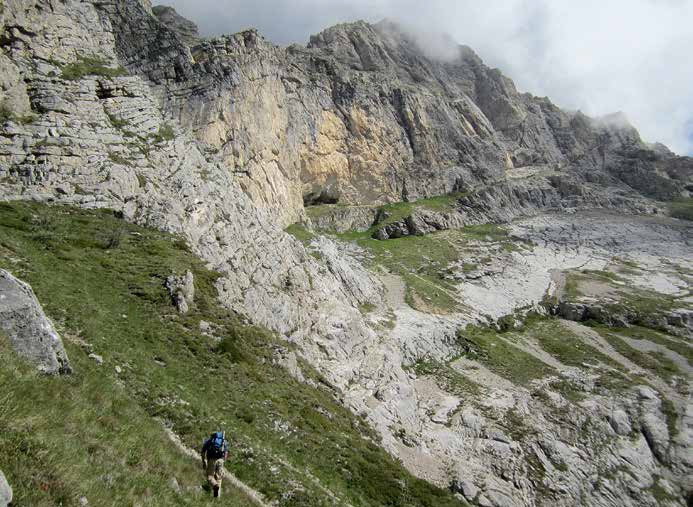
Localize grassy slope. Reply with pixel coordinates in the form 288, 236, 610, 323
328, 224, 519, 315
0, 201, 464, 507
668, 197, 693, 221
0, 338, 248, 507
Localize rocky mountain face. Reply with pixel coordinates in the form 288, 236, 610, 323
0, 2, 691, 506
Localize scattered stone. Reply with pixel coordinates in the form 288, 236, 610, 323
166, 271, 194, 314
168, 477, 181, 493
0, 269, 71, 374
477, 494, 493, 507
78, 496, 89, 506
88, 353, 104, 365
608, 409, 631, 436
115, 365, 122, 374
450, 478, 479, 501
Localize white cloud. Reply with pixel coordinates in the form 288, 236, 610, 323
157, 0, 693, 155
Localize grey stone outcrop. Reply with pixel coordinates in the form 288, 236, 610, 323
0, 270, 71, 374
0, 470, 11, 507
166, 270, 195, 314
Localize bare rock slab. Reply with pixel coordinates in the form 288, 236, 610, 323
0, 269, 71, 374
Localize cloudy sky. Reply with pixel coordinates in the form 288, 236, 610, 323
158, 0, 693, 155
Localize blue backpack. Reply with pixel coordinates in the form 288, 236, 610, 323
208, 432, 227, 459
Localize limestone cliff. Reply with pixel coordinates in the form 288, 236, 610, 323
89, 5, 692, 225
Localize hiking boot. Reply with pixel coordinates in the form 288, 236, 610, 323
213, 485, 220, 498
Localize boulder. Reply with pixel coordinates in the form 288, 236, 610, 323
450, 477, 479, 501
0, 269, 71, 374
0, 470, 11, 507
165, 270, 194, 314
608, 409, 632, 436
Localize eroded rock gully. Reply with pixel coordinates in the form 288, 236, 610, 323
0, 2, 691, 506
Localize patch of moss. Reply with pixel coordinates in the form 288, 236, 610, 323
660, 398, 678, 437
358, 302, 376, 315
61, 56, 128, 80
108, 152, 132, 166
0, 101, 36, 124
151, 123, 175, 143
136, 172, 147, 188
284, 223, 315, 244
106, 112, 129, 130
646, 475, 679, 503
502, 408, 534, 440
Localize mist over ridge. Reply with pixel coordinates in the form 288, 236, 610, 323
157, 0, 693, 155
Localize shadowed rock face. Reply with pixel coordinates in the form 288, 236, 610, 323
152, 5, 199, 47
0, 270, 71, 374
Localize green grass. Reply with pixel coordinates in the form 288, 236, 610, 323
284, 223, 316, 244
531, 321, 611, 368
456, 324, 556, 386
668, 197, 693, 221
0, 201, 465, 507
305, 203, 354, 220
370, 193, 466, 230
608, 325, 692, 366
333, 223, 521, 314
580, 269, 623, 282
0, 338, 250, 507
108, 152, 132, 166
349, 231, 460, 313
562, 269, 688, 331
529, 320, 632, 394
611, 290, 679, 322
61, 56, 128, 80
412, 360, 480, 398
151, 123, 175, 143
593, 328, 682, 384
457, 224, 510, 242
412, 318, 619, 405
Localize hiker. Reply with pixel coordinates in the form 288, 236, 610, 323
201, 431, 229, 498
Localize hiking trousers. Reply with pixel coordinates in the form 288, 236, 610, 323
205, 458, 224, 493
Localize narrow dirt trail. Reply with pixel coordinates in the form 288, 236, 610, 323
163, 427, 272, 507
